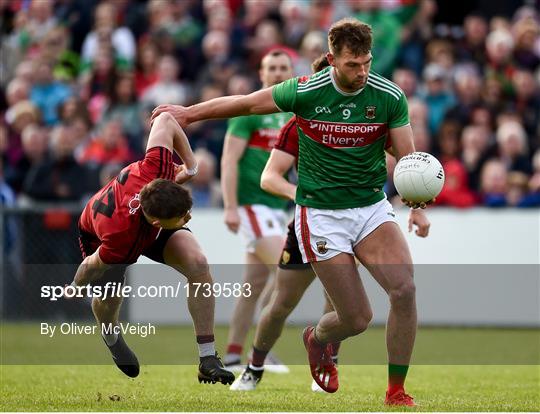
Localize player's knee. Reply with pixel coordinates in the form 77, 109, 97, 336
350, 312, 372, 335
155, 111, 175, 124
183, 251, 210, 280
389, 279, 416, 306
269, 300, 294, 321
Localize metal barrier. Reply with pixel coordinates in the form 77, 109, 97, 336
1, 203, 89, 320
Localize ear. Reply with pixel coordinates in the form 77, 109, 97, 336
326, 52, 335, 67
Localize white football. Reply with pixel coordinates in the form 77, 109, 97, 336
393, 152, 445, 203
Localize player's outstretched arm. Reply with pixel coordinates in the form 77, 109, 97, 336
147, 112, 197, 183
70, 248, 110, 288
261, 149, 296, 201
151, 87, 279, 126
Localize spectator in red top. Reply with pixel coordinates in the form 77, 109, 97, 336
435, 120, 478, 207
134, 40, 160, 97
79, 119, 133, 167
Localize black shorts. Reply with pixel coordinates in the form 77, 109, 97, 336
279, 219, 311, 270
78, 227, 191, 287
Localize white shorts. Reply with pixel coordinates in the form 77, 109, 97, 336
238, 204, 287, 253
294, 198, 397, 263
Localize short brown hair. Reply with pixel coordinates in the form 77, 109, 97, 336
260, 49, 293, 68
328, 18, 372, 56
311, 54, 330, 73
140, 179, 192, 219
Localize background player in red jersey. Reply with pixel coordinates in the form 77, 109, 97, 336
70, 112, 234, 385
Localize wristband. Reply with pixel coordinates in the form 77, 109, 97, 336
185, 163, 198, 176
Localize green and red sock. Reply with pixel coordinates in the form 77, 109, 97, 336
388, 363, 409, 396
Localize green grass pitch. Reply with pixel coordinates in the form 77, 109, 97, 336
1, 324, 539, 411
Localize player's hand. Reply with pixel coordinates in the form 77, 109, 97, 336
174, 163, 193, 185
151, 104, 189, 126
401, 198, 435, 209
224, 207, 241, 234
408, 208, 430, 238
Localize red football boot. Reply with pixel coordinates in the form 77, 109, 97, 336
385, 389, 416, 407
302, 326, 339, 393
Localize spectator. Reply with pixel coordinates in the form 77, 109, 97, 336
142, 55, 190, 107
455, 13, 488, 67
5, 124, 49, 193
4, 100, 41, 167
420, 63, 456, 136
511, 68, 540, 147
445, 68, 482, 125
461, 125, 491, 191
495, 120, 532, 175
485, 29, 516, 96
134, 40, 161, 97
480, 159, 508, 207
29, 59, 71, 126
100, 72, 143, 153
23, 124, 87, 202
81, 2, 136, 68
392, 67, 418, 98
39, 25, 79, 82
185, 148, 222, 208
511, 15, 540, 71
26, 0, 57, 47
78, 119, 132, 167
294, 31, 327, 77
6, 78, 30, 107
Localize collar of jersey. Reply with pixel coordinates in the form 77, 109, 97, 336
330, 67, 365, 96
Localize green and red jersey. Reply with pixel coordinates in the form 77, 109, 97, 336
272, 66, 409, 209
227, 112, 293, 209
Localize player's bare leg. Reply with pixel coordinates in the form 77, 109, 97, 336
163, 230, 234, 385
354, 221, 416, 406
311, 254, 373, 343
304, 254, 372, 392
92, 292, 140, 378
225, 235, 283, 367
164, 230, 215, 335
254, 267, 314, 351
230, 267, 313, 391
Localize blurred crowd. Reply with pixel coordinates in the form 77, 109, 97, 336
1, 0, 539, 209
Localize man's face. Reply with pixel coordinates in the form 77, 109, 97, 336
259, 54, 294, 87
328, 48, 372, 92
153, 210, 192, 230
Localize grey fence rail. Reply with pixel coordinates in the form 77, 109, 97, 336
1, 203, 90, 320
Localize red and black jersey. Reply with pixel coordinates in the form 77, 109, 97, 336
274, 115, 393, 165
79, 146, 175, 264
274, 115, 300, 164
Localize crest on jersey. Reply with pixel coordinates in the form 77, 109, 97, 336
281, 250, 291, 264
128, 193, 141, 215
316, 240, 328, 255
365, 105, 376, 119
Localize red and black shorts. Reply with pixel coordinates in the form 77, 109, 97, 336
78, 227, 190, 287
278, 219, 311, 270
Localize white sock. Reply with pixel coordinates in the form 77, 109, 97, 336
248, 363, 264, 371
198, 341, 215, 358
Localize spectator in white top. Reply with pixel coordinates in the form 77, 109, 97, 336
81, 2, 136, 67
142, 55, 190, 106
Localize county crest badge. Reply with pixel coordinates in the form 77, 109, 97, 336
365, 105, 376, 119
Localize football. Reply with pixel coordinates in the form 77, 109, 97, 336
393, 152, 445, 203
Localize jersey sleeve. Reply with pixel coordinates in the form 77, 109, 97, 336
226, 116, 254, 140
139, 146, 174, 181
274, 116, 299, 158
272, 77, 298, 113
388, 92, 410, 129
